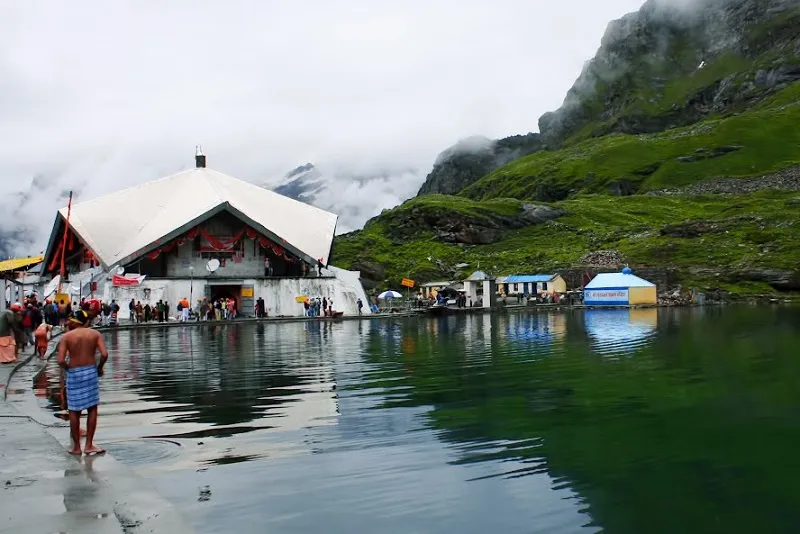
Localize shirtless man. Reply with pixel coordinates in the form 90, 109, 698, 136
57, 311, 108, 456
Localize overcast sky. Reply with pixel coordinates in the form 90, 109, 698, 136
0, 0, 646, 255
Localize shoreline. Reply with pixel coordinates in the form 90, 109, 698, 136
96, 297, 800, 332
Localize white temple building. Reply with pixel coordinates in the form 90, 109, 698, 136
41, 151, 370, 318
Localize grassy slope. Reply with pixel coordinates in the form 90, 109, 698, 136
556, 4, 800, 145
333, 190, 800, 293
333, 82, 800, 294
462, 84, 800, 201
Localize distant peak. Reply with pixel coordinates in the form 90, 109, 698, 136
285, 163, 315, 179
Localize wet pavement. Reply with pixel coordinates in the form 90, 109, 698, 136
0, 347, 194, 534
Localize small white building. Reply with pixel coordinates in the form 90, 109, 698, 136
40, 153, 370, 318
463, 270, 497, 309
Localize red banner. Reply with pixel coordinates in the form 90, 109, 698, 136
112, 274, 145, 287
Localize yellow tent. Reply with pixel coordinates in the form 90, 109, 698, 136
0, 256, 44, 273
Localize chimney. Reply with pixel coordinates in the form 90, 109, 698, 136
195, 145, 206, 168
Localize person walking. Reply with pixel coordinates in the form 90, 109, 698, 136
181, 298, 190, 322
34, 322, 53, 359
57, 311, 108, 456
357, 298, 363, 315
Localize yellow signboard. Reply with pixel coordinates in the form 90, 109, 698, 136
401, 278, 415, 288
241, 287, 254, 298
55, 293, 71, 306
295, 295, 307, 303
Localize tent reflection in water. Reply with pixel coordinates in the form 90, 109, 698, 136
583, 267, 657, 306
584, 308, 658, 355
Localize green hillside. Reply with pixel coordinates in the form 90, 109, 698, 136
333, 190, 800, 294
463, 84, 800, 201
332, 0, 800, 296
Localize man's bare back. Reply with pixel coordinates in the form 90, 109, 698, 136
57, 322, 109, 456
58, 328, 108, 372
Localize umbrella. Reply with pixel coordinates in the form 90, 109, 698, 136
378, 290, 402, 299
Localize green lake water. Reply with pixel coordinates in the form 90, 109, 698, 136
42, 306, 800, 533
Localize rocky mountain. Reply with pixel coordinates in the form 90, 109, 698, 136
272, 163, 326, 205
417, 133, 544, 196
539, 0, 800, 144
333, 0, 800, 295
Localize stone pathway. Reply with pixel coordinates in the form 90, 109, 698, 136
0, 346, 194, 534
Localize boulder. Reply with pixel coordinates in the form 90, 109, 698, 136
730, 268, 800, 291
351, 260, 386, 282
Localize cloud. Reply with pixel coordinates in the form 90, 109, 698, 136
0, 0, 646, 257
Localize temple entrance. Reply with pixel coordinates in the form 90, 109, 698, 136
206, 284, 242, 312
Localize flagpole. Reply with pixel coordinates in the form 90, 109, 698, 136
57, 191, 73, 294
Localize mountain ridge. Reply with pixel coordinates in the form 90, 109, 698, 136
332, 0, 800, 295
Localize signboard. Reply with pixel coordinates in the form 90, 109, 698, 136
584, 289, 629, 306
112, 274, 146, 287
295, 295, 307, 303
55, 293, 70, 306
241, 287, 254, 298
401, 278, 415, 288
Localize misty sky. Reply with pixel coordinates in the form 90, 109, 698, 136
1, 0, 646, 256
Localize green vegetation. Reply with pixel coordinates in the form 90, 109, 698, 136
388, 195, 523, 219
462, 84, 800, 201
333, 191, 800, 293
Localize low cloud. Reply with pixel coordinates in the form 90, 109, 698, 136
0, 0, 646, 257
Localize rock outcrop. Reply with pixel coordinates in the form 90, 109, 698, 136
649, 165, 800, 195
539, 0, 800, 144
383, 203, 565, 245
417, 134, 544, 196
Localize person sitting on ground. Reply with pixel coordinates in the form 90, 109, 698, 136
57, 310, 108, 456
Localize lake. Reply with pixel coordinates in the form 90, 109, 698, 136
39, 306, 800, 533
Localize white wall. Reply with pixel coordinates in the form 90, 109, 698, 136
99, 265, 370, 319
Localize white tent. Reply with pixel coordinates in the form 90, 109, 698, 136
46, 167, 338, 269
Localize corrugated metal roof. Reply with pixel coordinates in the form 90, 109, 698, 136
585, 272, 655, 289
55, 168, 338, 267
0, 256, 44, 273
504, 274, 556, 283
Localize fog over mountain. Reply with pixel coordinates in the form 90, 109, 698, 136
265, 163, 423, 233
1, 0, 653, 258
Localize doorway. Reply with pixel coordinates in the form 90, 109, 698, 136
207, 284, 242, 310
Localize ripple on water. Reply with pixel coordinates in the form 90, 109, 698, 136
104, 439, 182, 467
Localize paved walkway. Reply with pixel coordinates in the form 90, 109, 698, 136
0, 343, 194, 534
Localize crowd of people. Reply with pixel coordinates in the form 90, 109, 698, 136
0, 294, 106, 364
302, 296, 339, 317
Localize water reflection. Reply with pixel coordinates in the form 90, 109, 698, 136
36, 307, 800, 534
583, 308, 657, 355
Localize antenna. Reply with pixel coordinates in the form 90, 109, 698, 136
206, 258, 220, 274
116, 266, 125, 275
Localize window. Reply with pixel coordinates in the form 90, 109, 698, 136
513, 284, 519, 292
542, 282, 548, 290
